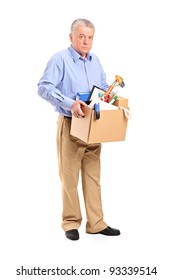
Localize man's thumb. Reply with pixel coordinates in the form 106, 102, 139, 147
78, 100, 87, 107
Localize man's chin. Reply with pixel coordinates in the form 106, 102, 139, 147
77, 49, 89, 58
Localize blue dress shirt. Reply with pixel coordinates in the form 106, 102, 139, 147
38, 46, 108, 116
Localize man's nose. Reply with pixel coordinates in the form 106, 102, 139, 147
83, 37, 89, 44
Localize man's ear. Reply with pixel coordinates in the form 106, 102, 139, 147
69, 33, 73, 43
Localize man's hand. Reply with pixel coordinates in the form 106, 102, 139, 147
71, 100, 87, 118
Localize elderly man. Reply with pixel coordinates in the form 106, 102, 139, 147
38, 18, 120, 240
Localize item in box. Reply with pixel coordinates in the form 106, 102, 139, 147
89, 85, 105, 101
76, 92, 90, 101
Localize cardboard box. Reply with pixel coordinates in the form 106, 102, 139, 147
113, 96, 128, 108
70, 106, 128, 144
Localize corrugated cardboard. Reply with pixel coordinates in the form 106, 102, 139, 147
113, 96, 128, 108
70, 106, 128, 144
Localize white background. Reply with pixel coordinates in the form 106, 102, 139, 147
0, 0, 173, 279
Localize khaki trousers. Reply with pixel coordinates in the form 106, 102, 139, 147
57, 115, 107, 233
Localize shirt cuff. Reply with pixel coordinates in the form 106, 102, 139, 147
62, 97, 75, 110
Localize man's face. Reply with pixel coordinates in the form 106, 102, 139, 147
69, 25, 95, 58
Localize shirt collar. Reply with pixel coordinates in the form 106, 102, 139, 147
68, 46, 92, 62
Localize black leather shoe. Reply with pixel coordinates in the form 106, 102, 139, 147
96, 226, 120, 236
65, 229, 79, 241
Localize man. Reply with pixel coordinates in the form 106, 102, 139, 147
38, 19, 120, 241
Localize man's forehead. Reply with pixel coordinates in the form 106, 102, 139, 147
75, 25, 94, 34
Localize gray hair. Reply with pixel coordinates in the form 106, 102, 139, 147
70, 19, 95, 34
